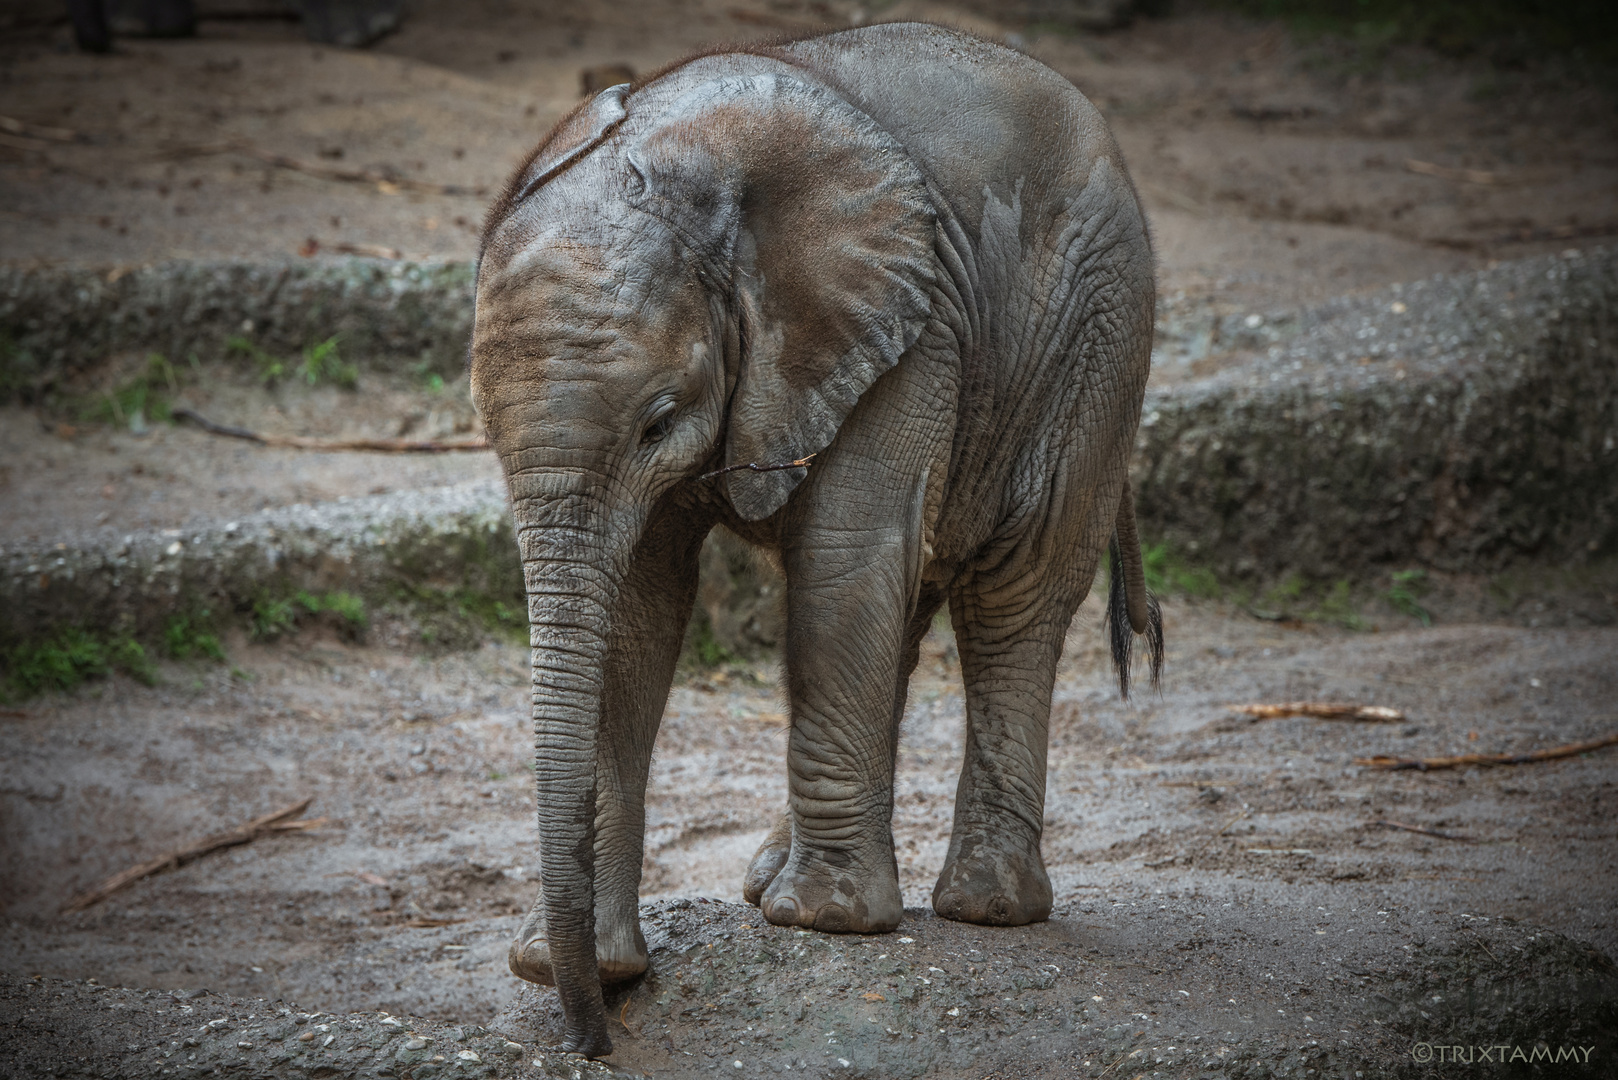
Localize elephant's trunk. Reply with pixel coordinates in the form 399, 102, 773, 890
517, 493, 627, 1058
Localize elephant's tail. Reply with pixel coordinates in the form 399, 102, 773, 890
1107, 478, 1163, 700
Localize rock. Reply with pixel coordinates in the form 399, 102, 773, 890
296, 0, 406, 48
1135, 247, 1617, 577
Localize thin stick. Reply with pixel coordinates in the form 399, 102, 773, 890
1371, 819, 1472, 842
173, 408, 489, 453
1464, 927, 1499, 962
1192, 806, 1251, 858
402, 916, 470, 928
0, 115, 82, 142
1230, 702, 1404, 723
62, 798, 318, 913
1357, 731, 1618, 772
698, 453, 815, 481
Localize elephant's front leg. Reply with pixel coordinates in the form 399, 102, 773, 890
757, 528, 914, 933
510, 510, 706, 986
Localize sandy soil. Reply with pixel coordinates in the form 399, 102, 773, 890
3, 596, 1614, 1068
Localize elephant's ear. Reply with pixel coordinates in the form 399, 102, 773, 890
630, 73, 936, 520
512, 84, 631, 202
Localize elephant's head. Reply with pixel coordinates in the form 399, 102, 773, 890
469, 67, 936, 1055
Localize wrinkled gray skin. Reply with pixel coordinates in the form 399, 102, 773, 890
470, 23, 1157, 1057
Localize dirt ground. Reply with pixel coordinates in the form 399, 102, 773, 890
3, 1, 1617, 1075
2, 597, 1616, 1075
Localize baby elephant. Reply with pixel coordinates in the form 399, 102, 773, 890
470, 22, 1162, 1056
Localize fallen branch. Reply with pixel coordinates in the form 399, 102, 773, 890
173, 407, 489, 453
1357, 731, 1618, 772
699, 453, 816, 481
62, 798, 323, 913
1372, 819, 1473, 842
1229, 702, 1404, 723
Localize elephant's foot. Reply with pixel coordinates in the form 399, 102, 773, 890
508, 897, 648, 987
742, 814, 794, 905
931, 834, 1052, 927
759, 841, 902, 933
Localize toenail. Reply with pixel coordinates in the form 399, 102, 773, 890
814, 904, 850, 933
769, 897, 799, 923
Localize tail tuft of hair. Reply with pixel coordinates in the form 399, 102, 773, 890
1108, 537, 1164, 700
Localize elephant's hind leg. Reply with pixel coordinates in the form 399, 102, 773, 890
932, 574, 1073, 927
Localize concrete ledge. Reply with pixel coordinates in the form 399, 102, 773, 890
1, 482, 519, 645
1136, 247, 1616, 576
0, 258, 475, 388
3, 251, 1613, 645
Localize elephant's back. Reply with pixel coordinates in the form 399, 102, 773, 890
771, 23, 1133, 242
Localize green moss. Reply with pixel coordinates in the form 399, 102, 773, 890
1385, 568, 1433, 625
0, 330, 43, 403
686, 614, 738, 669
163, 612, 225, 661
299, 336, 357, 389
1309, 579, 1367, 630
80, 353, 179, 432
252, 590, 368, 642
226, 334, 354, 390
1248, 573, 1367, 629
394, 583, 527, 651
226, 334, 284, 386
2, 629, 156, 701
1141, 542, 1223, 599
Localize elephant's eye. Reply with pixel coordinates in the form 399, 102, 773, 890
641, 410, 675, 445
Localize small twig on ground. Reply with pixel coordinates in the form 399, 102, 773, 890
1464, 927, 1500, 962
1230, 702, 1404, 723
62, 798, 322, 913
332, 241, 403, 260
0, 115, 82, 142
1192, 805, 1251, 858
1357, 731, 1618, 772
173, 408, 489, 453
300, 238, 404, 260
1371, 819, 1473, 842
1404, 158, 1511, 185
401, 916, 470, 928
699, 453, 816, 481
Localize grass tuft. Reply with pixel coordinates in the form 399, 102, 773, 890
1385, 568, 1433, 625
2, 629, 156, 701
82, 353, 179, 432
164, 612, 225, 661
1141, 542, 1223, 599
252, 590, 367, 642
